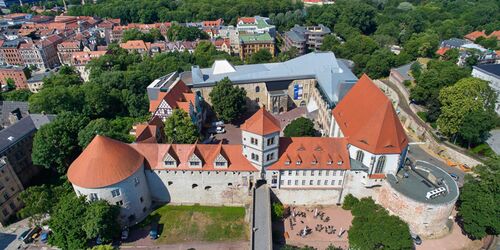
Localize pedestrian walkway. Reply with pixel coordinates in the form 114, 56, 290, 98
252, 184, 272, 250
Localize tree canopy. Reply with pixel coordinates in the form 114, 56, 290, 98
209, 77, 247, 123
247, 49, 273, 64
163, 109, 200, 144
78, 117, 136, 148
166, 24, 208, 41
283, 117, 317, 137
458, 157, 500, 239
122, 28, 164, 43
345, 196, 413, 250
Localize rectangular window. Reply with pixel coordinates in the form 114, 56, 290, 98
311, 170, 315, 176
3, 193, 8, 200
331, 180, 335, 186
215, 162, 226, 167
280, 180, 284, 185
287, 180, 291, 185
303, 170, 307, 176
301, 180, 305, 185
111, 189, 121, 198
317, 180, 321, 185
318, 171, 322, 176
164, 161, 175, 166
2, 209, 8, 216
190, 161, 200, 166
340, 170, 344, 176
338, 180, 343, 186
9, 202, 15, 210
325, 170, 329, 176
267, 137, 275, 146
295, 170, 298, 176
251, 138, 258, 145
116, 200, 123, 206
140, 197, 144, 203
324, 180, 328, 185
266, 153, 274, 161
251, 153, 259, 161
309, 180, 313, 185
333, 171, 337, 176
288, 170, 292, 176
89, 193, 98, 201
295, 180, 298, 185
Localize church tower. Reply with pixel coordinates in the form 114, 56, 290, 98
241, 108, 281, 178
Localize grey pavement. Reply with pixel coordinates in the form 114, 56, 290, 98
0, 218, 31, 250
486, 129, 500, 155
252, 184, 272, 250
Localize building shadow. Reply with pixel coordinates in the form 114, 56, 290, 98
0, 232, 17, 249
270, 189, 286, 249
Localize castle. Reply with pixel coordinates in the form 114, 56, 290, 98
67, 63, 458, 238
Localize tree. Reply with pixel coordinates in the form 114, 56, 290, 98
403, 32, 439, 59
122, 28, 164, 43
475, 36, 499, 50
271, 202, 284, 221
166, 24, 208, 41
29, 85, 84, 114
248, 49, 273, 64
5, 78, 15, 90
458, 157, 500, 239
1, 89, 32, 101
163, 109, 199, 144
341, 194, 359, 210
209, 77, 247, 123
364, 49, 397, 78
83, 200, 121, 243
284, 117, 317, 137
437, 77, 497, 141
458, 109, 496, 148
49, 194, 88, 250
276, 47, 299, 62
32, 112, 89, 174
348, 198, 413, 250
78, 118, 135, 148
442, 48, 459, 64
338, 0, 377, 35
18, 184, 70, 226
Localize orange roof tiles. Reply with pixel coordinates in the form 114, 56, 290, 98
203, 18, 223, 27
130, 143, 258, 172
464, 30, 487, 41
268, 137, 350, 171
332, 74, 408, 154
436, 47, 450, 56
149, 79, 194, 113
238, 17, 256, 24
135, 124, 158, 143
67, 135, 144, 188
120, 40, 150, 50
241, 108, 281, 135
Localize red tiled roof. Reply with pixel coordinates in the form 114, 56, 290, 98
203, 18, 223, 27
149, 79, 194, 113
436, 47, 450, 56
238, 17, 256, 24
332, 74, 408, 154
488, 30, 500, 40
268, 137, 350, 170
464, 30, 486, 41
130, 143, 258, 172
67, 135, 144, 188
120, 40, 150, 50
241, 108, 281, 135
135, 124, 158, 143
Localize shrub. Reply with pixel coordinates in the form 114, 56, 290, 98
271, 202, 284, 221
342, 194, 359, 210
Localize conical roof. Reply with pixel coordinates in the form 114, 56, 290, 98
241, 108, 281, 135
67, 135, 144, 188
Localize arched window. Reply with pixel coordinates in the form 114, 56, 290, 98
375, 156, 386, 173
204, 186, 212, 190
356, 150, 364, 162
255, 86, 260, 92
192, 184, 198, 189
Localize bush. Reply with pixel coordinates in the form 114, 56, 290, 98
469, 143, 495, 158
417, 111, 428, 122
283, 117, 317, 137
342, 194, 359, 210
272, 202, 284, 221
403, 80, 412, 87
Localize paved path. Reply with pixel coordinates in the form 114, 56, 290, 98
120, 241, 249, 249
252, 184, 272, 250
486, 129, 500, 155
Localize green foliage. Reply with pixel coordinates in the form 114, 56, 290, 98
437, 77, 497, 142
32, 112, 90, 174
247, 49, 273, 64
49, 193, 120, 249
403, 32, 440, 59
458, 157, 500, 239
341, 194, 359, 210
283, 117, 317, 137
276, 47, 299, 62
122, 28, 164, 43
469, 143, 496, 158
78, 118, 136, 148
164, 109, 199, 144
5, 78, 15, 90
280, 245, 316, 250
409, 61, 421, 78
271, 202, 284, 221
193, 41, 241, 67
209, 77, 247, 123
458, 109, 497, 148
475, 36, 499, 50
1, 89, 32, 101
166, 24, 208, 41
442, 48, 459, 64
348, 197, 413, 250
417, 111, 428, 122
269, 10, 305, 31
18, 183, 71, 226
91, 245, 115, 250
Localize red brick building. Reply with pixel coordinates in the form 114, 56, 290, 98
0, 66, 28, 89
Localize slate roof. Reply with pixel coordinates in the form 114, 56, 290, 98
189, 52, 358, 104
392, 62, 415, 81
0, 101, 28, 127
0, 114, 54, 155
473, 64, 500, 78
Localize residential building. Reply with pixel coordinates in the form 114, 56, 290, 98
0, 65, 27, 89
147, 72, 206, 131
236, 16, 276, 37
0, 39, 25, 66
119, 40, 151, 56
439, 38, 470, 49
0, 157, 24, 226
19, 34, 63, 70
27, 70, 53, 93
71, 51, 108, 81
0, 114, 55, 187
184, 52, 357, 135
302, 0, 335, 6
67, 75, 458, 237
239, 32, 275, 61
57, 41, 82, 65
388, 62, 415, 86
464, 30, 500, 42
211, 38, 231, 54
471, 64, 500, 114
284, 24, 331, 55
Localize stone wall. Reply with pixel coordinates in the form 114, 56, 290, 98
375, 182, 456, 238
145, 169, 255, 206
271, 188, 342, 205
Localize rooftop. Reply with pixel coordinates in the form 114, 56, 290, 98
237, 16, 273, 29
239, 32, 273, 43
0, 114, 55, 154
473, 64, 500, 78
387, 161, 459, 204
391, 62, 415, 81
188, 52, 358, 104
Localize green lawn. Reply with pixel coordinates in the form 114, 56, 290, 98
148, 205, 248, 244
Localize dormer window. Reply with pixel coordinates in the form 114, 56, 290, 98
189, 161, 201, 167
215, 161, 226, 167
311, 160, 318, 165
296, 160, 302, 165
285, 160, 291, 165
337, 160, 343, 165
327, 160, 333, 165
164, 161, 175, 166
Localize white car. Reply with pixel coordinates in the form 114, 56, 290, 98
211, 120, 224, 127
215, 127, 225, 134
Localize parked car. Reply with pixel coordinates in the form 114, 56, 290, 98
121, 227, 129, 240
215, 126, 225, 134
449, 173, 459, 182
149, 222, 159, 240
411, 232, 422, 245
40, 231, 50, 243
18, 229, 30, 241
211, 120, 224, 127
22, 226, 41, 244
